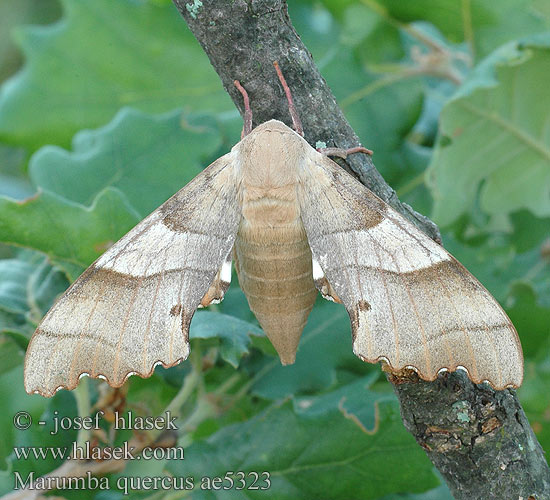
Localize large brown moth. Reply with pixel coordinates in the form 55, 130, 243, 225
25, 63, 523, 397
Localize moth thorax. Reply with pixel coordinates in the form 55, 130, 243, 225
237, 125, 306, 191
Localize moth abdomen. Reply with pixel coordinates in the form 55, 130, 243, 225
234, 215, 317, 365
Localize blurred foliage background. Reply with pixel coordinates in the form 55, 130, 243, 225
0, 0, 549, 498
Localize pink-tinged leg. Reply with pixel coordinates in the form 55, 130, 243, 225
317, 145, 373, 158
273, 61, 304, 137
234, 80, 253, 138
271, 62, 371, 156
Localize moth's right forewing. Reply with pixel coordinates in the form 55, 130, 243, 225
25, 153, 241, 397
298, 151, 523, 390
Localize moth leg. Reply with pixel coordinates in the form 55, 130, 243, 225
312, 258, 342, 304
317, 145, 373, 158
273, 61, 304, 137
234, 80, 253, 138
198, 253, 233, 308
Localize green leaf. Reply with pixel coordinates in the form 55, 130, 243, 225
0, 365, 73, 476
506, 283, 550, 358
518, 339, 550, 460
379, 482, 453, 500
0, 174, 33, 200
124, 373, 180, 420
0, 250, 69, 343
443, 229, 549, 302
218, 285, 258, 324
0, 251, 68, 317
0, 144, 31, 199
0, 309, 30, 339
0, 0, 231, 150
427, 42, 550, 226
29, 108, 217, 216
168, 376, 438, 499
0, 0, 61, 81
509, 210, 550, 253
26, 255, 70, 316
364, 0, 550, 60
190, 311, 264, 368
0, 187, 140, 268
511, 246, 550, 310
0, 258, 34, 314
0, 336, 24, 376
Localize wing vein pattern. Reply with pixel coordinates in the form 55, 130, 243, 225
299, 152, 522, 389
25, 154, 241, 396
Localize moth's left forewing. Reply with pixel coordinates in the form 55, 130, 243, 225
25, 154, 241, 397
298, 150, 523, 390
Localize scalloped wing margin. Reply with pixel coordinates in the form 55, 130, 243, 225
298, 152, 523, 390
24, 154, 240, 397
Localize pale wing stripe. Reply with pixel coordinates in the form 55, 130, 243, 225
395, 240, 457, 370
90, 238, 171, 378
98, 228, 231, 268
171, 232, 191, 364
362, 229, 432, 372
390, 255, 432, 375
398, 233, 492, 375
90, 239, 153, 379
106, 161, 236, 377
431, 270, 480, 381
110, 240, 158, 380
96, 163, 233, 270
368, 232, 401, 366
42, 201, 161, 389
311, 221, 437, 260
458, 275, 503, 387
48, 164, 232, 387
322, 187, 356, 304
384, 212, 443, 260
99, 229, 229, 277
369, 215, 466, 373
141, 234, 175, 373
41, 226, 140, 336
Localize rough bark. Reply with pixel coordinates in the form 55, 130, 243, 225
171, 1, 550, 498
389, 369, 549, 499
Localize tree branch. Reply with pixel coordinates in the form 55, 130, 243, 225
174, 0, 440, 243
172, 1, 550, 498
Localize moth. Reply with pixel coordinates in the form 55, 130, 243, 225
25, 63, 523, 397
